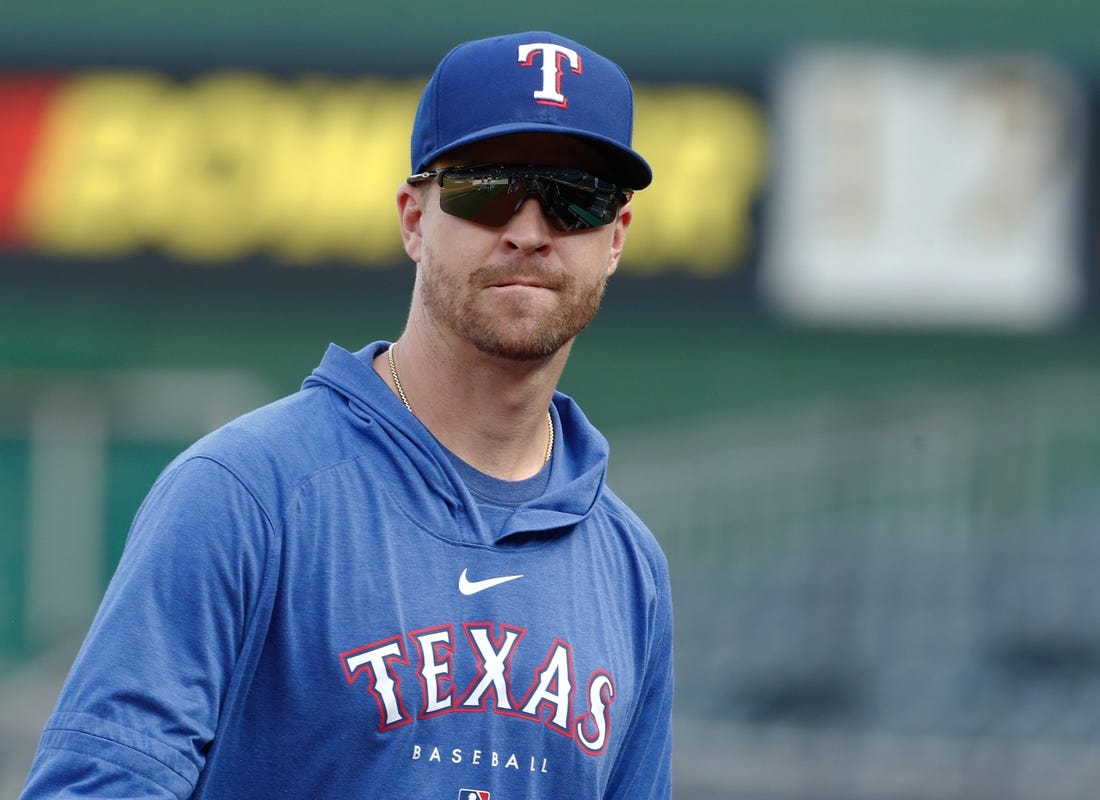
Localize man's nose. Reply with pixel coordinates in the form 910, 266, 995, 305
502, 196, 553, 253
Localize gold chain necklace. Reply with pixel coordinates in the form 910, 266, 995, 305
387, 344, 554, 463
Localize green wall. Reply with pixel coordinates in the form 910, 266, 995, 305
4, 0, 1100, 77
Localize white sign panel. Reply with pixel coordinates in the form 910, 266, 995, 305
760, 49, 1086, 330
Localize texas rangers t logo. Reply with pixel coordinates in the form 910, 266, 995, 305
517, 42, 582, 108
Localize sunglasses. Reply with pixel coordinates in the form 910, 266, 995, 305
406, 164, 632, 232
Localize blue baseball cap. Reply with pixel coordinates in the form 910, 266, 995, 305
410, 31, 652, 189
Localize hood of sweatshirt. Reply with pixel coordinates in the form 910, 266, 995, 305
301, 342, 611, 547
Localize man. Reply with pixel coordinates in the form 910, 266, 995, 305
21, 31, 673, 799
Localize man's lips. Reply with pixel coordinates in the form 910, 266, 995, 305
491, 277, 547, 288
473, 264, 563, 291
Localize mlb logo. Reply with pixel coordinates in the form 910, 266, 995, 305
458, 791, 490, 800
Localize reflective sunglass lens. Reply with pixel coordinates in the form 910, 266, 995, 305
439, 178, 519, 227
434, 167, 623, 231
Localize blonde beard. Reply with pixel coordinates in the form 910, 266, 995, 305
417, 243, 609, 362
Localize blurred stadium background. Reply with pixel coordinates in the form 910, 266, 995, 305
3, 1, 1100, 797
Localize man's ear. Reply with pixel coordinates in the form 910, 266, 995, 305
605, 202, 632, 277
397, 183, 425, 263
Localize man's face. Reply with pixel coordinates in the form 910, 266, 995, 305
400, 133, 632, 362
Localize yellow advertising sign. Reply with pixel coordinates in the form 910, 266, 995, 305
6, 71, 767, 276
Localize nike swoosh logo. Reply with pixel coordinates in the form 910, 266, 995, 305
459, 568, 524, 596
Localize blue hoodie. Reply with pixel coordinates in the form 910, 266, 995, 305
21, 342, 673, 799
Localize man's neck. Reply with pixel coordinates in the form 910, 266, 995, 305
373, 330, 569, 480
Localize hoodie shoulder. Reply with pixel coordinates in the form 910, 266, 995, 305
160, 343, 394, 511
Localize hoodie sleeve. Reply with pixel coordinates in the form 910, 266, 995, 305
20, 455, 278, 800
